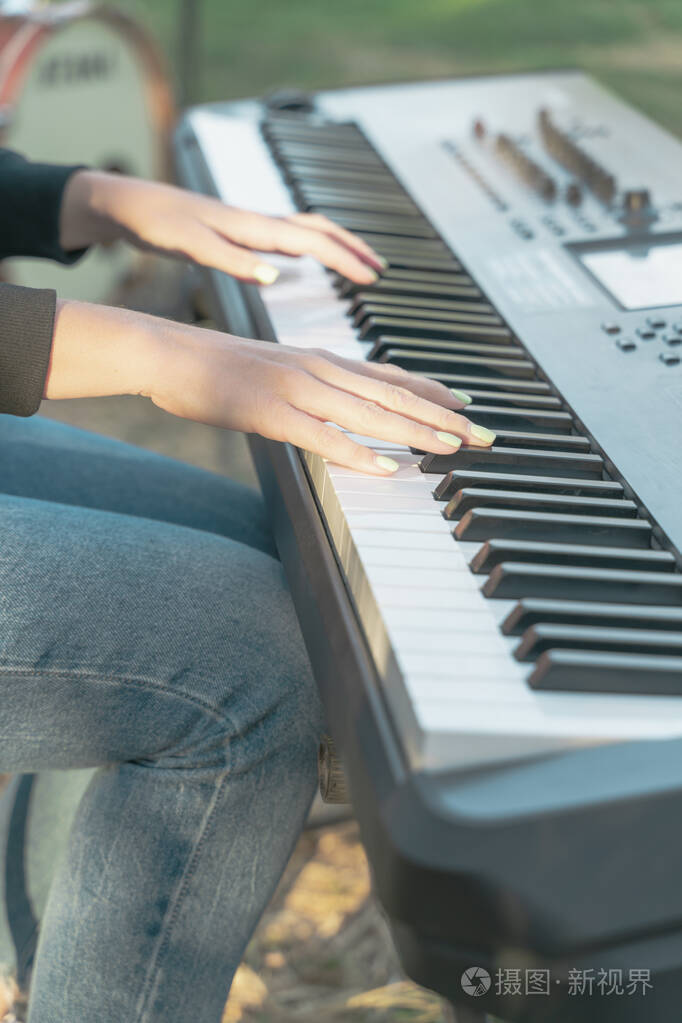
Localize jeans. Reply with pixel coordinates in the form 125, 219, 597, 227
0, 413, 325, 1022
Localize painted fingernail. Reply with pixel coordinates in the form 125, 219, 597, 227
469, 424, 496, 444
436, 431, 462, 449
451, 388, 472, 405
376, 255, 389, 270
254, 264, 280, 285
366, 269, 379, 283
374, 455, 399, 473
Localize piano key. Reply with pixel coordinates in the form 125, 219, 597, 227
465, 430, 591, 452
381, 350, 536, 377
352, 304, 504, 329
347, 293, 496, 317
452, 405, 574, 432
442, 488, 636, 521
263, 120, 365, 141
421, 446, 604, 476
516, 623, 682, 661
360, 317, 514, 343
339, 277, 481, 300
371, 338, 520, 362
299, 191, 420, 214
272, 142, 386, 166
528, 649, 682, 696
427, 374, 554, 397
471, 539, 674, 575
355, 253, 463, 271
502, 599, 682, 636
373, 267, 478, 286
483, 563, 682, 604
357, 232, 451, 255
457, 509, 651, 546
281, 162, 397, 185
312, 209, 438, 237
434, 470, 624, 502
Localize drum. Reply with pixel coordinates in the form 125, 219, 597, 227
0, 2, 175, 301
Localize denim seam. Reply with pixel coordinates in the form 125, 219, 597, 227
0, 665, 234, 729
134, 763, 231, 1023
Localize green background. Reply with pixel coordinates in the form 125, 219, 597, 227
112, 0, 682, 138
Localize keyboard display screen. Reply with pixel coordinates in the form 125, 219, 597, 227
577, 239, 682, 309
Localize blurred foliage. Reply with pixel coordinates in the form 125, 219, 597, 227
108, 0, 682, 137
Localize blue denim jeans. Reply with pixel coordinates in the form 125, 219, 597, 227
0, 413, 325, 1023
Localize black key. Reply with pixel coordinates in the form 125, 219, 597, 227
352, 304, 503, 329
300, 191, 419, 215
483, 563, 681, 604
457, 509, 650, 546
340, 278, 482, 300
516, 623, 682, 661
374, 267, 474, 286
427, 375, 554, 398
528, 649, 682, 696
454, 405, 573, 432
360, 317, 513, 344
381, 351, 535, 377
471, 539, 674, 574
471, 430, 591, 452
356, 253, 462, 271
442, 488, 636, 520
357, 233, 450, 255
312, 210, 437, 237
421, 446, 604, 476
434, 470, 624, 502
264, 122, 364, 143
274, 142, 385, 166
348, 293, 494, 317
502, 599, 682, 636
296, 178, 406, 197
283, 163, 396, 185
370, 338, 518, 362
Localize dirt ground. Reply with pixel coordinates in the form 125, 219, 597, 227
2, 260, 458, 1023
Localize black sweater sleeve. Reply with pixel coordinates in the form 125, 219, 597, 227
0, 148, 87, 262
0, 149, 89, 416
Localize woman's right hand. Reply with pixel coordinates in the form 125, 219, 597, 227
46, 302, 495, 475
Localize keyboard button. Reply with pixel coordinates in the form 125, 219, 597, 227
483, 564, 681, 603
421, 447, 604, 476
502, 599, 682, 635
528, 649, 682, 695
434, 470, 624, 502
601, 322, 621, 334
457, 509, 651, 545
471, 540, 674, 574
515, 623, 682, 661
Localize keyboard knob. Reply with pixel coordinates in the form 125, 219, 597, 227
623, 188, 652, 212
318, 735, 350, 804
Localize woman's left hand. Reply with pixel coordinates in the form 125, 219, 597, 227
59, 171, 385, 285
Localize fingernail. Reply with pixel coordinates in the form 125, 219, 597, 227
451, 388, 472, 405
469, 424, 496, 444
436, 431, 462, 449
366, 269, 379, 283
376, 255, 389, 270
254, 264, 280, 285
374, 455, 399, 473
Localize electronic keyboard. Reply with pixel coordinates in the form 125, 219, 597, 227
175, 72, 682, 1022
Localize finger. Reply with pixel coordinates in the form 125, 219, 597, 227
274, 405, 400, 475
297, 356, 491, 444
284, 212, 385, 271
171, 221, 281, 283
210, 211, 379, 284
287, 373, 483, 453
312, 351, 474, 412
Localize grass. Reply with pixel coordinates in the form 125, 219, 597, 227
109, 0, 682, 138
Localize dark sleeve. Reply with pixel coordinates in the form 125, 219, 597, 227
0, 283, 56, 416
0, 148, 88, 262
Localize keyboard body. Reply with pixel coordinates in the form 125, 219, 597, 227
175, 72, 682, 1021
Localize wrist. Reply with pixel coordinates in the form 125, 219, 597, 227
59, 170, 122, 251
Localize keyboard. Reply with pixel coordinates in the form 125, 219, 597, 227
176, 73, 682, 1022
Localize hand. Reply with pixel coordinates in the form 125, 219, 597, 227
59, 171, 384, 284
47, 304, 494, 475
148, 326, 494, 474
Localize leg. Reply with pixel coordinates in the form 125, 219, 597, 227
0, 491, 324, 1023
0, 413, 276, 556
